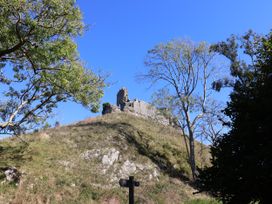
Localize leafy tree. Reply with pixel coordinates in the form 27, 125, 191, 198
198, 31, 272, 204
140, 39, 224, 180
0, 0, 105, 135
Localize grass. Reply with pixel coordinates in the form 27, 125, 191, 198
0, 112, 211, 203
184, 199, 222, 204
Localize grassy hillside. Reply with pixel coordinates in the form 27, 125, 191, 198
0, 113, 218, 204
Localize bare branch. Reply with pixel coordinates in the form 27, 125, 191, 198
142, 39, 223, 180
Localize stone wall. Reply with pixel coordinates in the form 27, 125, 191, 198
102, 88, 176, 126
116, 87, 129, 111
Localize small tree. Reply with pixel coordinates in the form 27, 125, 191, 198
0, 0, 105, 135
140, 39, 223, 180
198, 31, 272, 203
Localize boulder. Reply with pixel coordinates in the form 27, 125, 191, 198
119, 160, 137, 177
4, 167, 21, 182
102, 148, 120, 166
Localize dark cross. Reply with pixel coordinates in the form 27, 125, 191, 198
119, 176, 140, 204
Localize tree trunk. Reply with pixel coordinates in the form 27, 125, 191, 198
183, 106, 197, 181
188, 129, 197, 180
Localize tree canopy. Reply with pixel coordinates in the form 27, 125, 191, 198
198, 31, 272, 204
0, 0, 105, 135
140, 39, 224, 180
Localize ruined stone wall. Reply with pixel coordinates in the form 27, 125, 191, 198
116, 87, 129, 111
129, 100, 172, 126
130, 100, 156, 117
102, 88, 175, 126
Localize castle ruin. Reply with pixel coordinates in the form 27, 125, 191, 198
102, 88, 177, 126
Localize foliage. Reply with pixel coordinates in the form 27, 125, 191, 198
140, 39, 223, 179
198, 30, 272, 204
0, 0, 105, 135
102, 102, 111, 109
184, 199, 222, 204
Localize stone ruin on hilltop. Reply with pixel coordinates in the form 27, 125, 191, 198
102, 87, 178, 126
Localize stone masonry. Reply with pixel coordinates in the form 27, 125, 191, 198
102, 88, 177, 126
116, 87, 129, 111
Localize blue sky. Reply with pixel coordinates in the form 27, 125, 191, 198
53, 0, 272, 125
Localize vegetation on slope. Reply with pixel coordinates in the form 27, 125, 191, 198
0, 113, 215, 203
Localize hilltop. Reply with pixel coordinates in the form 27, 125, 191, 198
0, 113, 216, 204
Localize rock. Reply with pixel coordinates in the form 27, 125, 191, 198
110, 176, 118, 183
102, 148, 120, 166
58, 160, 75, 171
119, 160, 137, 177
153, 169, 159, 180
4, 167, 21, 182
148, 168, 160, 181
169, 178, 182, 185
81, 149, 101, 160
58, 160, 70, 167
153, 169, 159, 177
101, 197, 120, 204
136, 164, 145, 171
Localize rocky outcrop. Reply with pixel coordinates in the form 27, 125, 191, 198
4, 167, 21, 183
102, 148, 120, 166
80, 147, 160, 186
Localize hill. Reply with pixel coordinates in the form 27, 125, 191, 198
0, 113, 217, 204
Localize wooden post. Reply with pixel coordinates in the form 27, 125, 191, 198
119, 176, 140, 204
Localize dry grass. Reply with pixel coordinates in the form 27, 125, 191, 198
0, 112, 211, 204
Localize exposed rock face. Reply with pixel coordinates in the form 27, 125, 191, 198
81, 149, 101, 160
103, 87, 177, 126
102, 148, 120, 166
80, 147, 160, 186
119, 160, 137, 177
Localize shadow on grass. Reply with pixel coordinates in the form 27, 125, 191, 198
117, 122, 190, 182
76, 121, 190, 183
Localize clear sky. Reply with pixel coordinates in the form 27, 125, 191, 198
52, 0, 272, 125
